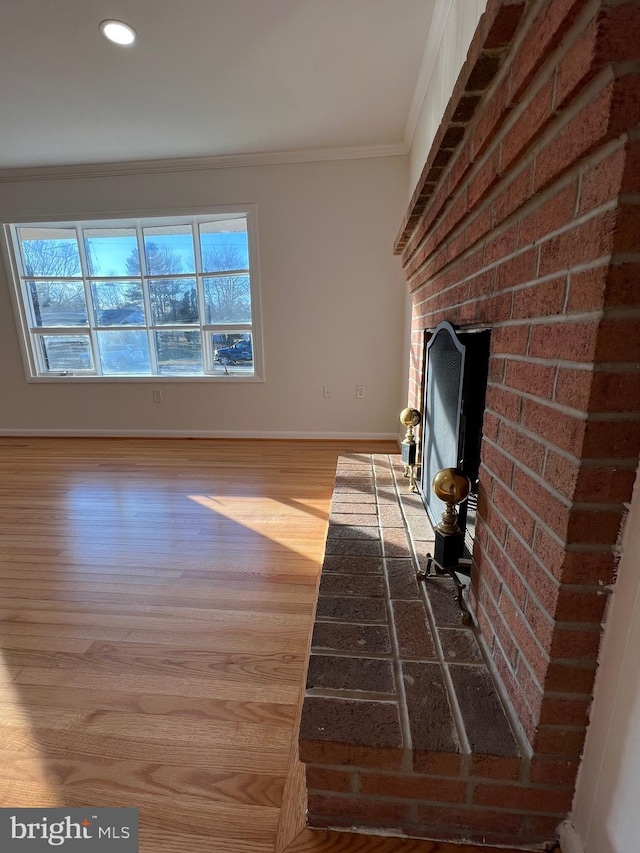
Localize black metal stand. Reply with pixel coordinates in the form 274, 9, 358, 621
416, 544, 472, 625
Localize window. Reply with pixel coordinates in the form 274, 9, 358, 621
2, 209, 261, 380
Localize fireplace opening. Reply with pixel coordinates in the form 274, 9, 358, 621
419, 321, 490, 569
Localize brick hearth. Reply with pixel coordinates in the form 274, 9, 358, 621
299, 454, 569, 848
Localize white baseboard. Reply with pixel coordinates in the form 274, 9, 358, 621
559, 819, 585, 853
0, 428, 400, 441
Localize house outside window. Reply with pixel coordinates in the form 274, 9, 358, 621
1, 208, 262, 381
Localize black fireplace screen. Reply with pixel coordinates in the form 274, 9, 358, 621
419, 322, 490, 558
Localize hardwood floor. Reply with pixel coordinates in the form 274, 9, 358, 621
0, 437, 526, 853
0, 437, 394, 852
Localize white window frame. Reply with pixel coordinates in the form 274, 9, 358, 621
1, 206, 264, 383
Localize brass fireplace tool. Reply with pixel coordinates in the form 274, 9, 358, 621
399, 407, 421, 492
417, 467, 472, 624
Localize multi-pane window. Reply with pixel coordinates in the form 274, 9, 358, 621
3, 210, 261, 379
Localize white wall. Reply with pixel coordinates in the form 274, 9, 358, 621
0, 155, 408, 437
408, 0, 486, 193
566, 463, 640, 853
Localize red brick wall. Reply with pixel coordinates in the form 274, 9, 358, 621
396, 0, 640, 769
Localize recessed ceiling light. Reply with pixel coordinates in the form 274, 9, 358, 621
100, 20, 137, 46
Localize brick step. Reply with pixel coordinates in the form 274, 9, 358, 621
298, 455, 561, 849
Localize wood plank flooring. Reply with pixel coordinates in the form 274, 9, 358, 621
0, 437, 525, 853
0, 437, 395, 852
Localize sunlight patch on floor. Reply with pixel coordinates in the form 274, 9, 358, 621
188, 495, 326, 561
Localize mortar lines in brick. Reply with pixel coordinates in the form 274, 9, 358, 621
478, 556, 601, 702
485, 383, 585, 434
597, 313, 640, 331
462, 589, 534, 772
483, 435, 570, 511
374, 456, 414, 771
494, 353, 598, 371
408, 188, 621, 304
564, 543, 626, 560
481, 433, 630, 564
399, 482, 531, 757
397, 5, 640, 810
474, 589, 545, 742
318, 458, 585, 811
511, 59, 620, 180
398, 0, 623, 263
388, 458, 473, 759
575, 137, 628, 215
405, 70, 633, 295
486, 402, 639, 470
478, 520, 552, 665
478, 555, 550, 670
411, 262, 593, 331
609, 252, 640, 266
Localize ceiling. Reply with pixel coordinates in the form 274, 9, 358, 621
0, 0, 437, 171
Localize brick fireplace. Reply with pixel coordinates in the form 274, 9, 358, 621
397, 0, 640, 759
292, 0, 640, 850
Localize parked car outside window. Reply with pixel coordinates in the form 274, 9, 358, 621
214, 339, 252, 365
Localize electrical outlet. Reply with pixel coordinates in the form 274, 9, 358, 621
323, 385, 331, 399
152, 389, 163, 403
356, 384, 365, 399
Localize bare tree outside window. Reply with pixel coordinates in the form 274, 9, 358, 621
9, 212, 259, 378
23, 239, 80, 279
23, 239, 85, 324
126, 242, 199, 324
203, 242, 251, 324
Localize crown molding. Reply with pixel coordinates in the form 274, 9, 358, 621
0, 143, 408, 184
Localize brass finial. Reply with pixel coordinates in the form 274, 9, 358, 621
400, 406, 421, 442
432, 468, 471, 535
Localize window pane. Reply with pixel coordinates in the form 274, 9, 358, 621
155, 330, 202, 375
92, 281, 145, 326
212, 332, 253, 375
200, 218, 249, 272
149, 278, 198, 325
204, 275, 251, 323
143, 225, 194, 275
18, 227, 81, 278
11, 213, 258, 380
84, 228, 139, 277
39, 335, 93, 372
97, 330, 151, 375
28, 281, 88, 327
